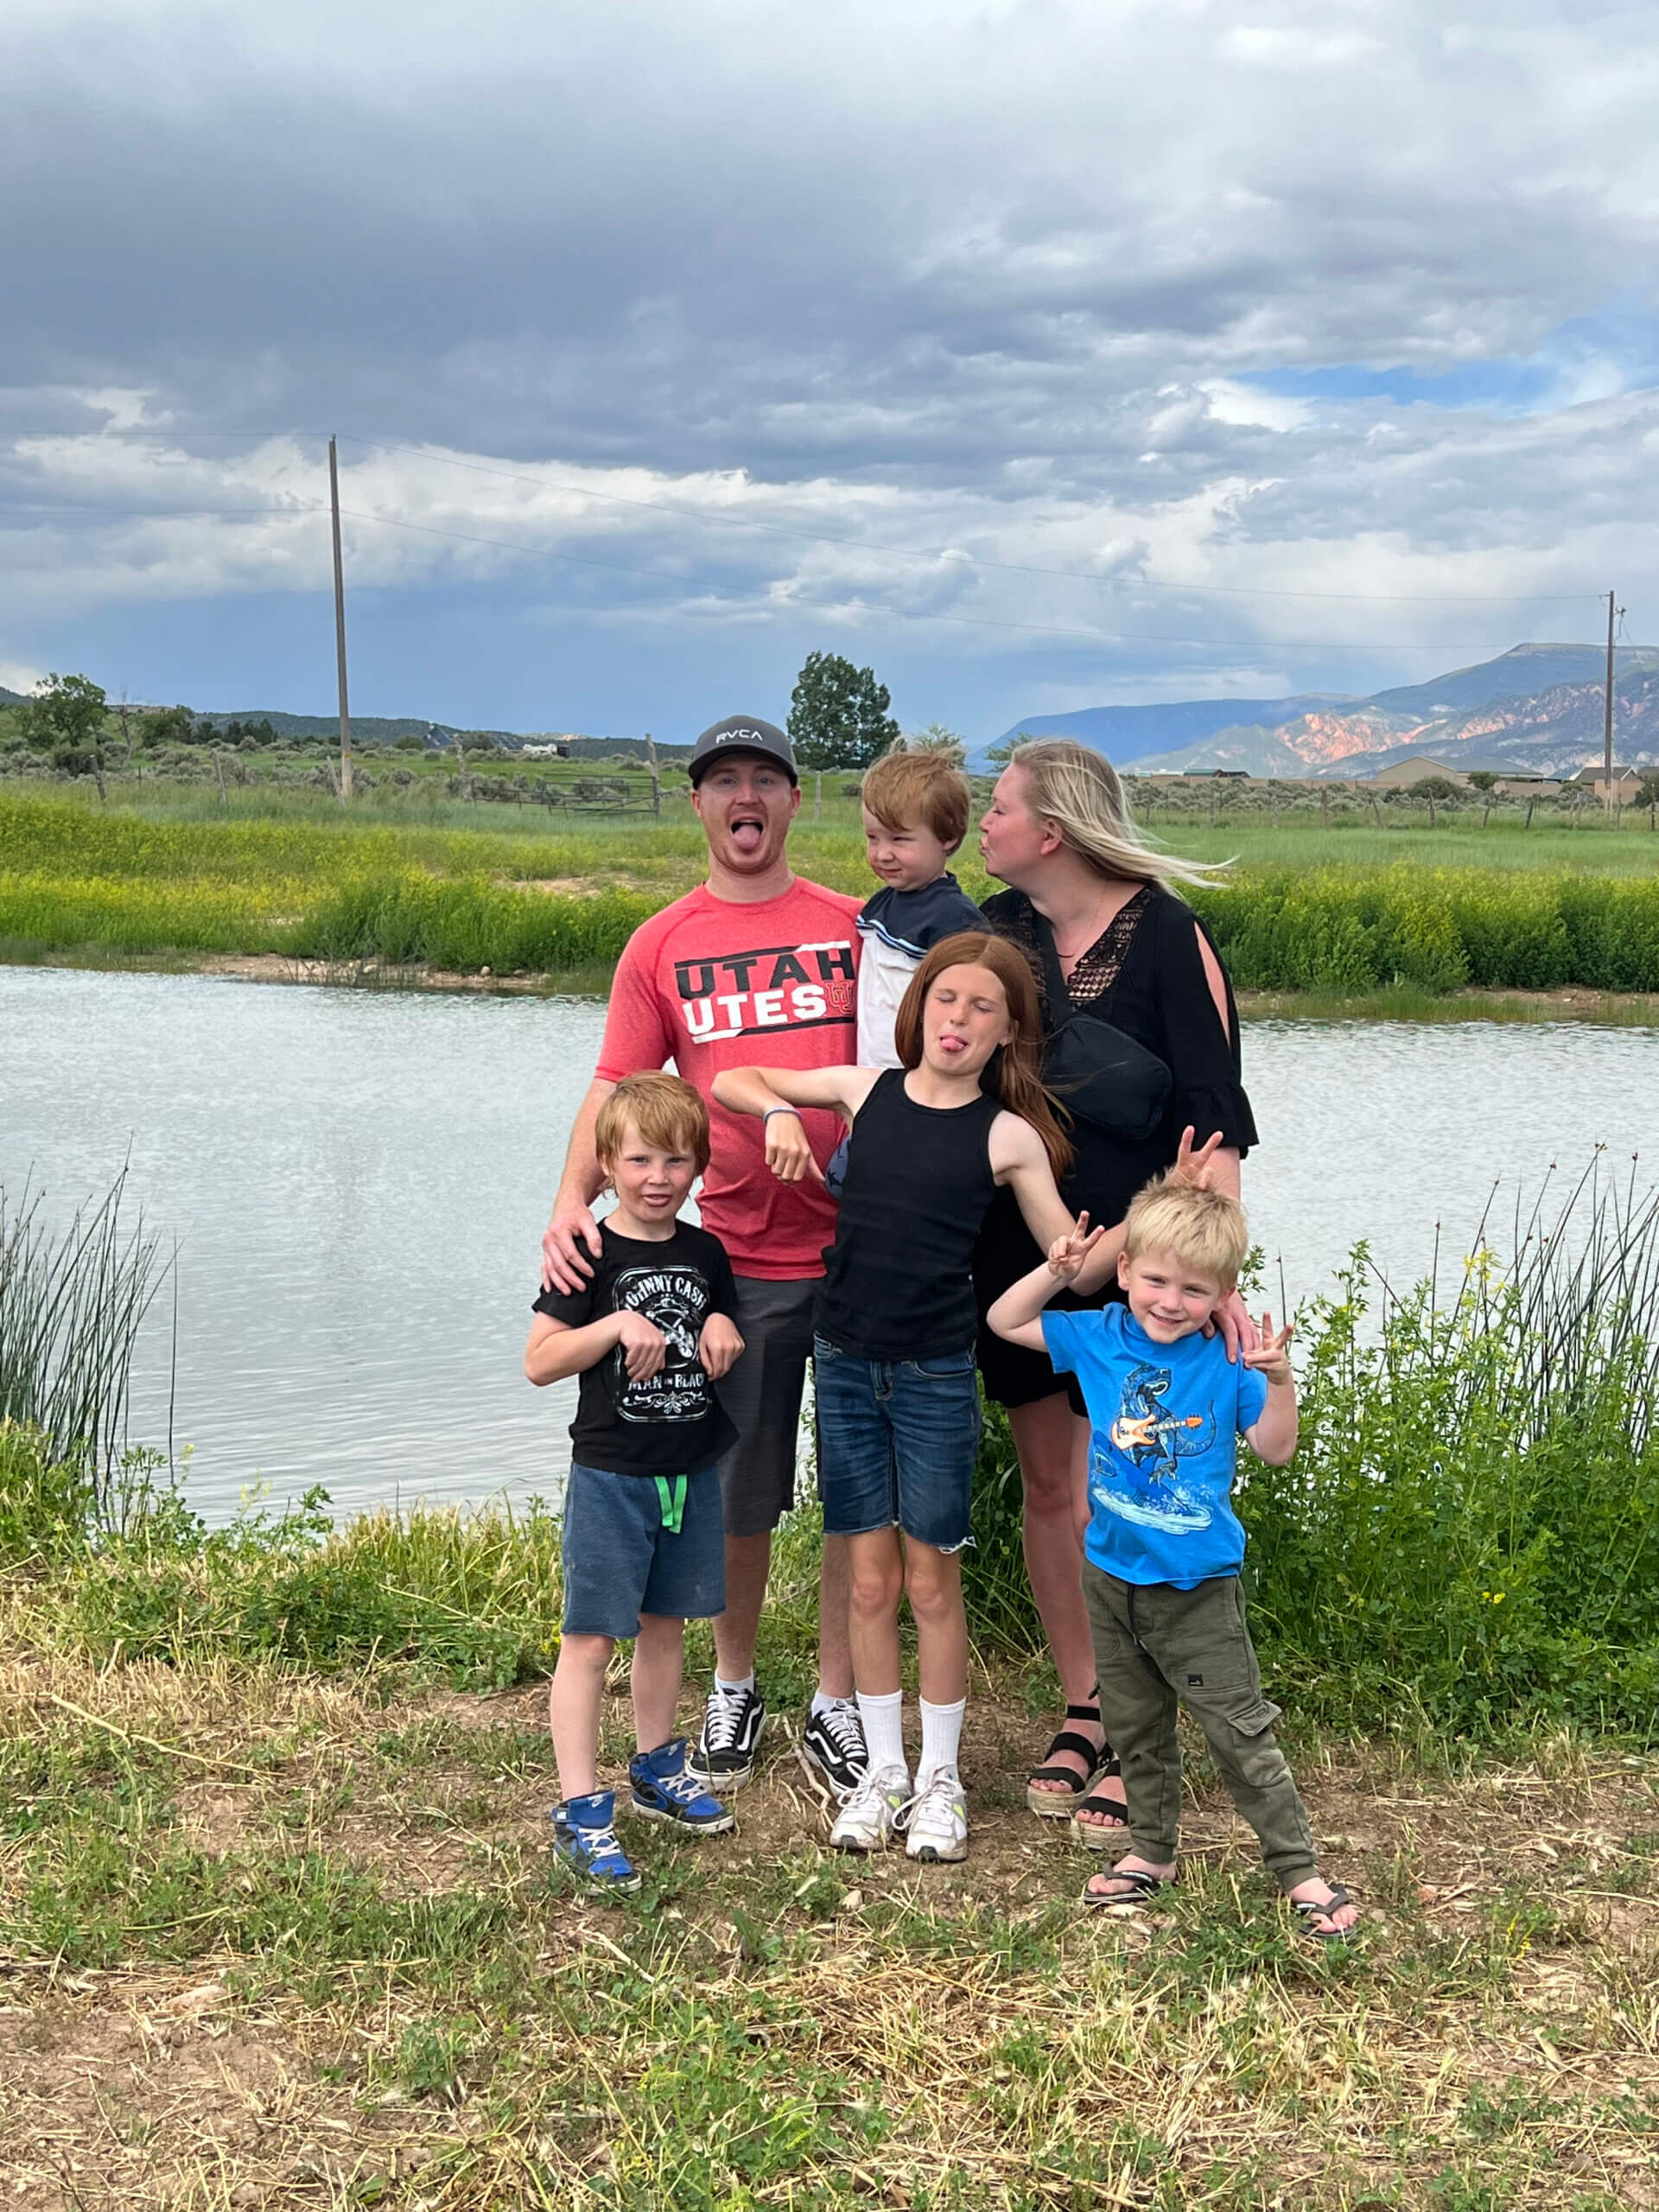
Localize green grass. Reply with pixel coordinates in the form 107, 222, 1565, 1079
1, 1636, 1655, 2207
3, 784, 1657, 994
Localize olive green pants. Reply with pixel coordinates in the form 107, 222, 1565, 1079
1082, 1561, 1316, 1887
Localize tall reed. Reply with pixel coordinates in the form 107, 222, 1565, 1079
0, 1169, 171, 1530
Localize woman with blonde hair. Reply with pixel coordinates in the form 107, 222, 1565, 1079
974, 740, 1259, 1839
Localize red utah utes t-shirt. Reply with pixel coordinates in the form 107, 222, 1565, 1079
595, 878, 864, 1278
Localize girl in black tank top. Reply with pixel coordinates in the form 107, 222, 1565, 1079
715, 933, 1097, 1866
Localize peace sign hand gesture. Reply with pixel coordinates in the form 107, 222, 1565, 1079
1172, 1125, 1225, 1188
1046, 1211, 1110, 1287
1241, 1312, 1294, 1384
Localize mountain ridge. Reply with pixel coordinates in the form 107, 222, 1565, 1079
991, 646, 1659, 779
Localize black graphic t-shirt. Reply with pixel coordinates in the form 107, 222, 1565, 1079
532, 1218, 741, 1478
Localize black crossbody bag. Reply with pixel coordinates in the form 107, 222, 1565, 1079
1032, 910, 1172, 1141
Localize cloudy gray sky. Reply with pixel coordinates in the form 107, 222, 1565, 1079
4, 0, 1658, 740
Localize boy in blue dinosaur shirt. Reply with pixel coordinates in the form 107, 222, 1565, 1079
989, 1173, 1358, 1942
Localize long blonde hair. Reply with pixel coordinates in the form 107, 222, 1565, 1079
893, 931, 1073, 1183
1010, 738, 1227, 891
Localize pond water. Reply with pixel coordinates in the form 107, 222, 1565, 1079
3, 965, 1655, 1525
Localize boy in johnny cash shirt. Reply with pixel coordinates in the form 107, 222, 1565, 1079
988, 1172, 1359, 1941
527, 1073, 746, 1891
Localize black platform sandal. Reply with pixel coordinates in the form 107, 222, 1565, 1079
1026, 1689, 1107, 1817
1069, 1758, 1130, 1847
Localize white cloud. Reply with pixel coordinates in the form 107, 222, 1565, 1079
1219, 24, 1387, 67
1196, 381, 1313, 432
3, 0, 1659, 724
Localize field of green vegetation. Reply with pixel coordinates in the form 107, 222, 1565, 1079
3, 1161, 1657, 2205
3, 777, 1656, 1002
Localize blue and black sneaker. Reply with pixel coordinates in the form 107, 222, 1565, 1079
629, 1737, 736, 1834
550, 1789, 641, 1892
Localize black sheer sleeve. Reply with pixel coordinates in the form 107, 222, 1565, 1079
979, 889, 1047, 1015
1150, 897, 1258, 1157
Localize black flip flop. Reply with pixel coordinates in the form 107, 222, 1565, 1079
1082, 1865, 1170, 1914
1288, 1882, 1358, 1944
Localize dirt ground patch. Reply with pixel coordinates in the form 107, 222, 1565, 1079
3, 1670, 1657, 2209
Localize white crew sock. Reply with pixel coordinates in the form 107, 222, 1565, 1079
916, 1695, 966, 1791
810, 1688, 855, 1720
714, 1673, 754, 1700
855, 1689, 907, 1782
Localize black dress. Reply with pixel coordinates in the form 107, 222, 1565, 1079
972, 881, 1259, 1408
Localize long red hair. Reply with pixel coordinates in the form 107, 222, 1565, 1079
892, 931, 1073, 1182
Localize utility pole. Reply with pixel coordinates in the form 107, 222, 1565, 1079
328, 436, 353, 803
1603, 588, 1623, 817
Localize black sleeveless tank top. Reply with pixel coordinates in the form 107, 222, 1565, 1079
814, 1067, 1003, 1360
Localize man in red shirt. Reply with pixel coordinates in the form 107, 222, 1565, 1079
542, 715, 868, 1798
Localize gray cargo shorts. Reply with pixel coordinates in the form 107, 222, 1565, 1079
715, 1274, 818, 1539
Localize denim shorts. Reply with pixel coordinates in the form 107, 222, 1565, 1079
812, 1336, 982, 1551
560, 1463, 726, 1639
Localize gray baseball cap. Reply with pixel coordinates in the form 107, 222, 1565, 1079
685, 713, 798, 785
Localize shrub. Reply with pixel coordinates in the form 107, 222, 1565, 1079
968, 1160, 1659, 1738
1192, 867, 1659, 994
285, 874, 656, 972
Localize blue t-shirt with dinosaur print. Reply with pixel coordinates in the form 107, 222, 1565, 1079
1042, 1306, 1268, 1587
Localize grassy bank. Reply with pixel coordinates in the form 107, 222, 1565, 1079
3, 1636, 1656, 2209
3, 1158, 1658, 2204
3, 788, 1658, 997
3, 1438, 1659, 2209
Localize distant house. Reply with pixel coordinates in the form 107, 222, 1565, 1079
520, 739, 570, 760
1371, 753, 1538, 791
1489, 766, 1560, 793
1569, 763, 1644, 803
1373, 754, 1476, 788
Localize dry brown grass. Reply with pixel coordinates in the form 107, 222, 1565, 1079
1, 1646, 1656, 2211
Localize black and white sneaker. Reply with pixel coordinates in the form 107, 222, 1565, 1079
689, 1681, 767, 1791
798, 1699, 868, 1799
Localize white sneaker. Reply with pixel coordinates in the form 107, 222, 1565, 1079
904, 1767, 969, 1863
830, 1764, 910, 1853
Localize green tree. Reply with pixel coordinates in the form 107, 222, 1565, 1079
137, 703, 200, 748
893, 721, 968, 764
20, 673, 111, 793
1465, 770, 1499, 792
787, 652, 899, 771
984, 733, 1027, 768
